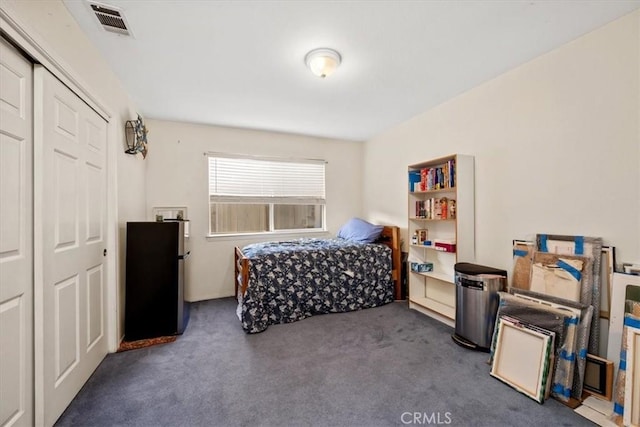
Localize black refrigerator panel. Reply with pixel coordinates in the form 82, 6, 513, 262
125, 221, 188, 341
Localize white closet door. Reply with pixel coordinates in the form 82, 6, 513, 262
0, 37, 34, 427
34, 65, 108, 426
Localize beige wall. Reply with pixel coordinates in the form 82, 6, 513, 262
6, 1, 638, 311
145, 119, 363, 300
364, 10, 640, 277
2, 0, 147, 338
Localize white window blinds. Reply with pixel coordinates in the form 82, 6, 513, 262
208, 155, 326, 200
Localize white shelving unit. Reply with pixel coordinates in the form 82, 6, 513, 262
407, 154, 475, 327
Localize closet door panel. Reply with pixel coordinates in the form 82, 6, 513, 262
36, 65, 108, 427
0, 36, 34, 427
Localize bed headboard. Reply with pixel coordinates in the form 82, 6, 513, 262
379, 225, 402, 300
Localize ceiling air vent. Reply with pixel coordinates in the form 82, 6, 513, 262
88, 1, 131, 36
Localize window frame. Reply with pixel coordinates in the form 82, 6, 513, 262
206, 153, 327, 237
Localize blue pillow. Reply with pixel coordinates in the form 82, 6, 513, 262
337, 218, 384, 243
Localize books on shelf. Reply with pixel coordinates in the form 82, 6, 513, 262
410, 159, 456, 192
413, 197, 456, 220
408, 170, 421, 192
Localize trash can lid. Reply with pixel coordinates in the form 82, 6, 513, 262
454, 262, 507, 277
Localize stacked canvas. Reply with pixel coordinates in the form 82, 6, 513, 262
535, 234, 603, 355
612, 306, 640, 425
490, 315, 555, 403
489, 290, 592, 403
510, 234, 604, 400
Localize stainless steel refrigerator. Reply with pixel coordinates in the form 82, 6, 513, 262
125, 220, 190, 341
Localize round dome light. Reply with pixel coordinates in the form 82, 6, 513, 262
304, 48, 342, 78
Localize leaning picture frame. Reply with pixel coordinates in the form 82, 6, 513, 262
490, 315, 554, 403
600, 246, 616, 319
583, 353, 614, 401
535, 234, 603, 354
625, 323, 640, 426
512, 239, 535, 290
606, 273, 640, 373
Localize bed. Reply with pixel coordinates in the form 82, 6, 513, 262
234, 224, 401, 333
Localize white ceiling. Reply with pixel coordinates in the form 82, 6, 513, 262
63, 0, 640, 142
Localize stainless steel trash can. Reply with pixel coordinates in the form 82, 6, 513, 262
452, 262, 507, 351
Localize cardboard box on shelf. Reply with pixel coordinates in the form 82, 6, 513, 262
434, 240, 456, 253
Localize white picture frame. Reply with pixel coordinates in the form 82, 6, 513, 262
625, 323, 640, 427
490, 316, 554, 403
607, 273, 640, 375
510, 289, 582, 317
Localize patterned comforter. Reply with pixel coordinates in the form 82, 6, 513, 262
237, 238, 394, 333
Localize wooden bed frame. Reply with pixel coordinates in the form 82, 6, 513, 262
234, 225, 402, 300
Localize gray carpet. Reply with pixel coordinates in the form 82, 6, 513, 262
55, 298, 591, 426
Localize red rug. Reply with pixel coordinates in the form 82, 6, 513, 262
117, 335, 177, 352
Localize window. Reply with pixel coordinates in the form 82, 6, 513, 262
208, 154, 326, 235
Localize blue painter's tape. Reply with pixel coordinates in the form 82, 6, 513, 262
551, 384, 571, 397
620, 360, 627, 371
556, 260, 582, 282
574, 236, 584, 255
624, 315, 640, 329
540, 234, 548, 252
579, 348, 587, 359
621, 349, 627, 362
560, 350, 576, 362
614, 402, 624, 415
564, 317, 579, 326
513, 249, 527, 257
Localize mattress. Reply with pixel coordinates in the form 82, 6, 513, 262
237, 238, 394, 333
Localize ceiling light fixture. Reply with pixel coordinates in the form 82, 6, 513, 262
305, 48, 341, 78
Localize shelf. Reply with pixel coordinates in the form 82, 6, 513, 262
409, 188, 455, 195
409, 217, 456, 222
409, 296, 455, 320
410, 244, 456, 254
411, 270, 455, 284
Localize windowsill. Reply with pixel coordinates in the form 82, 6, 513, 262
206, 229, 330, 241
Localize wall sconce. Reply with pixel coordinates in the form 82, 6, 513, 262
125, 114, 148, 158
305, 48, 341, 78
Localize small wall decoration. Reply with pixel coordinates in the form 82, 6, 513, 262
125, 114, 148, 158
